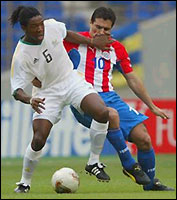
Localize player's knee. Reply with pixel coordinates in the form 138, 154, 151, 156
94, 108, 109, 123
108, 107, 120, 129
31, 132, 47, 151
138, 134, 152, 151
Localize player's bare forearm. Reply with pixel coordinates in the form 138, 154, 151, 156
65, 31, 92, 45
12, 88, 45, 114
12, 88, 31, 104
124, 72, 169, 119
124, 72, 155, 109
65, 31, 114, 50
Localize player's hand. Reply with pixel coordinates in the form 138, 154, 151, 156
30, 98, 45, 114
91, 34, 115, 50
150, 105, 170, 119
32, 77, 42, 88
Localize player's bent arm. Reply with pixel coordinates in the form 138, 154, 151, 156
12, 88, 45, 114
12, 88, 31, 104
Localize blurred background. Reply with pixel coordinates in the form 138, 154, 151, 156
1, 1, 176, 158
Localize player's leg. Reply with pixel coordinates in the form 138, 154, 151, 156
129, 123, 155, 188
80, 93, 110, 181
130, 123, 174, 191
14, 89, 63, 193
67, 73, 110, 181
14, 119, 53, 193
106, 108, 136, 171
85, 107, 120, 182
104, 108, 150, 185
109, 91, 174, 191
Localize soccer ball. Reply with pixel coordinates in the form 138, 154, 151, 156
51, 167, 80, 193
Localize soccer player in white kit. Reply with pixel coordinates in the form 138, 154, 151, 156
9, 6, 115, 193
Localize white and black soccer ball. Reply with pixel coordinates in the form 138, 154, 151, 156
51, 167, 80, 193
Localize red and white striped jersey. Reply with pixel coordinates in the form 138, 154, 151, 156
63, 32, 133, 92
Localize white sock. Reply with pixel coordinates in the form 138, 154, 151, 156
20, 143, 42, 186
87, 120, 109, 165
88, 152, 100, 165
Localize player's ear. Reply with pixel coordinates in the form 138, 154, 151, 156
21, 25, 26, 32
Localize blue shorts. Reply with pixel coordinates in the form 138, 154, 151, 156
70, 91, 148, 141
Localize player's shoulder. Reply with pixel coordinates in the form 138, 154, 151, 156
13, 42, 32, 67
12, 50, 28, 69
14, 42, 28, 57
44, 18, 65, 28
111, 39, 125, 49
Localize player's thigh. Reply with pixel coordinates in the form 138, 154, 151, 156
69, 75, 108, 122
81, 93, 107, 117
32, 90, 64, 125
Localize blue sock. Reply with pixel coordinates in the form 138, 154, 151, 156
107, 129, 136, 170
138, 148, 155, 190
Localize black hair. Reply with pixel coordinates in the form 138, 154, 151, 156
9, 6, 41, 27
91, 7, 116, 27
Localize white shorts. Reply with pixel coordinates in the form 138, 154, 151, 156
32, 70, 97, 124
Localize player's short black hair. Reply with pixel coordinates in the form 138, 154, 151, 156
91, 7, 116, 27
9, 6, 41, 27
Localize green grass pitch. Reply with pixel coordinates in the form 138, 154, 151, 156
1, 155, 176, 199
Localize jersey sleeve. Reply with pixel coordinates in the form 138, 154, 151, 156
10, 58, 35, 95
57, 21, 67, 39
63, 40, 79, 53
113, 41, 133, 74
45, 19, 67, 39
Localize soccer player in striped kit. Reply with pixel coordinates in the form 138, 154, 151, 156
64, 7, 174, 191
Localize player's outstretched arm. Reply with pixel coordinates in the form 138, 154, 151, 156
124, 71, 169, 119
65, 31, 113, 50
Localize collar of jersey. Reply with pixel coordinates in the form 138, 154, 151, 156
20, 37, 41, 46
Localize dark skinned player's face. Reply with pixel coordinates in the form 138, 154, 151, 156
22, 15, 44, 44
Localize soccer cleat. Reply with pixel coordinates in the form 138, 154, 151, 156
14, 182, 30, 193
146, 178, 175, 191
85, 162, 110, 182
123, 163, 151, 185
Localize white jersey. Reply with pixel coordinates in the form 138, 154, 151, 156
10, 19, 74, 94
